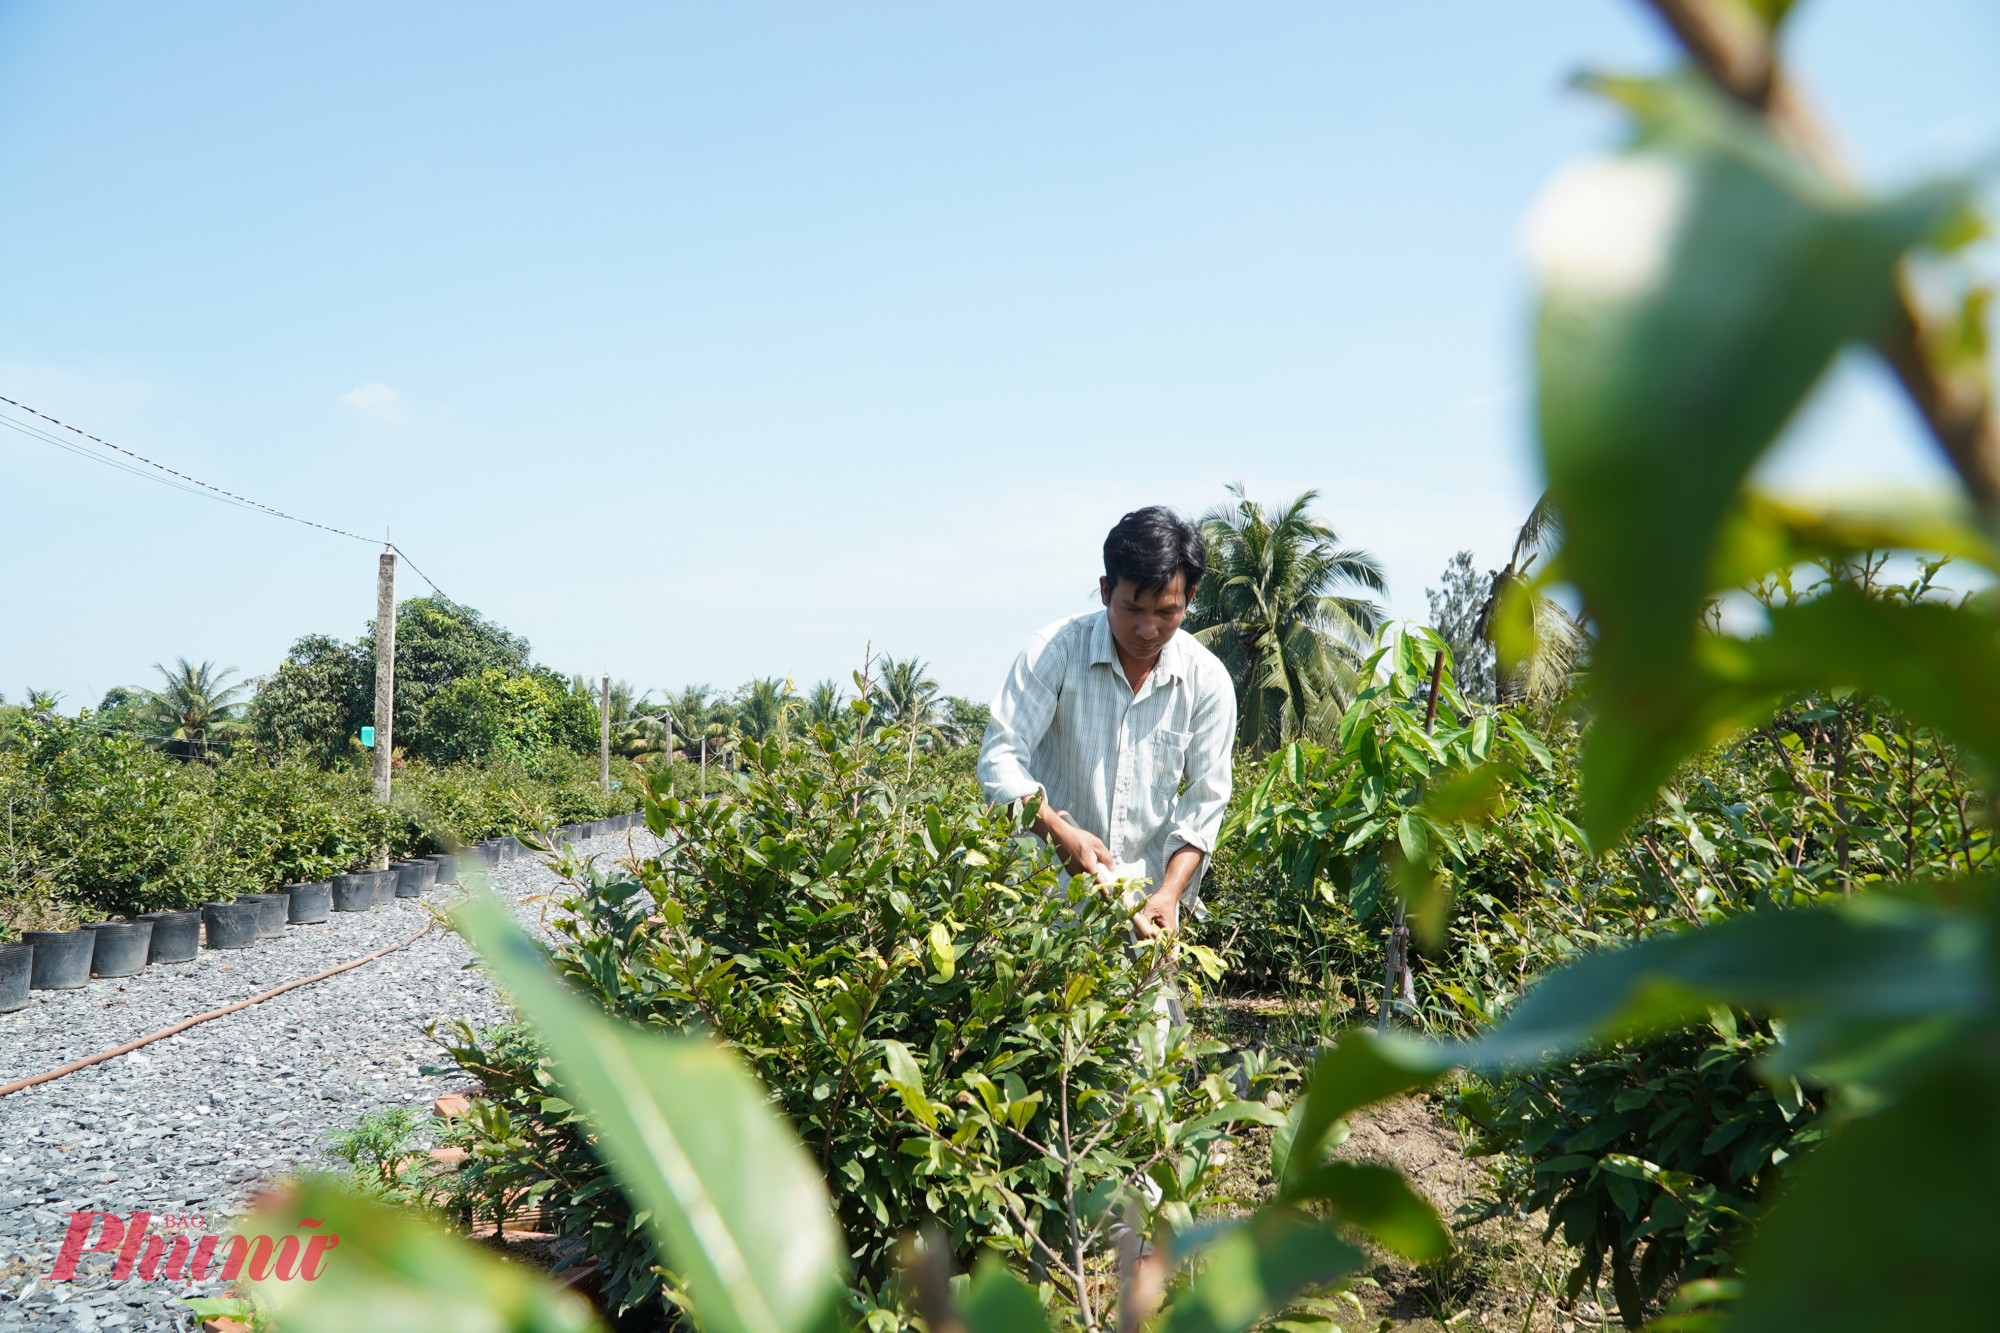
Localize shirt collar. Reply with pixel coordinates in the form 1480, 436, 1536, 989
1089, 610, 1186, 685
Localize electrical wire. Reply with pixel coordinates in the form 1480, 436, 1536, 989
0, 393, 457, 599
388, 543, 455, 605
0, 393, 379, 543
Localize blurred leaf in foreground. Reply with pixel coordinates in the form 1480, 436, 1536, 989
243, 1176, 601, 1333
1527, 73, 1963, 843
456, 890, 849, 1333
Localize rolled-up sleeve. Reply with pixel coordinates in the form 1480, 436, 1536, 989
1167, 659, 1236, 859
978, 628, 1069, 806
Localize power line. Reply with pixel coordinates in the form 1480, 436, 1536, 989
0, 393, 379, 544
0, 414, 258, 510
0, 392, 457, 600
387, 544, 454, 605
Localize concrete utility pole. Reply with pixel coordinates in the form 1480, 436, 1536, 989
372, 545, 397, 869
599, 673, 612, 793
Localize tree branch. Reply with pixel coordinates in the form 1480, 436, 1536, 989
1640, 0, 2000, 520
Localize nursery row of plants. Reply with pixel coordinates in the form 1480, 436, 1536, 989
0, 710, 644, 931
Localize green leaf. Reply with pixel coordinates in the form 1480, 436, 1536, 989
242, 1177, 602, 1333
456, 892, 848, 1333
1727, 1062, 2000, 1330
1282, 1161, 1450, 1261
961, 1254, 1051, 1333
1185, 942, 1228, 982
928, 921, 956, 981
878, 1038, 938, 1129
1284, 1033, 1451, 1193
1420, 763, 1512, 828
1530, 74, 1963, 843
1446, 899, 1984, 1082
1185, 1099, 1291, 1135
1164, 1210, 1364, 1333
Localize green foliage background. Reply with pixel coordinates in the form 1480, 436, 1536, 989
0, 711, 641, 928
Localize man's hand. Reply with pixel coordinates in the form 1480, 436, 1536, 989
1036, 806, 1113, 878
1131, 884, 1181, 940
1131, 842, 1205, 940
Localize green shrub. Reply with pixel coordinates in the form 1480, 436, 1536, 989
1453, 1017, 1824, 1327
323, 1107, 435, 1205
419, 668, 597, 767
0, 714, 390, 920
388, 753, 640, 853
0, 711, 641, 928
248, 632, 372, 766
439, 728, 1285, 1321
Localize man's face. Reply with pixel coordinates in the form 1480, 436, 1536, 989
1099, 574, 1190, 666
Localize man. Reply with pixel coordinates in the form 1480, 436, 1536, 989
979, 506, 1237, 942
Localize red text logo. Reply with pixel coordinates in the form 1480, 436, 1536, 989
48, 1213, 338, 1282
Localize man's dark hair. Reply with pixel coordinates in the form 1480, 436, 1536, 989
1103, 506, 1205, 598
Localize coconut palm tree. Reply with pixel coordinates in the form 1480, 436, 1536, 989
869, 656, 945, 738
1187, 485, 1387, 752
1477, 491, 1586, 707
734, 677, 799, 742
802, 679, 853, 739
614, 714, 675, 763
146, 659, 248, 757
665, 685, 738, 790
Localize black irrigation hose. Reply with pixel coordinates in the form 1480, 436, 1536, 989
0, 919, 435, 1099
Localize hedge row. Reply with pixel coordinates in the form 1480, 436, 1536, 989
0, 713, 646, 930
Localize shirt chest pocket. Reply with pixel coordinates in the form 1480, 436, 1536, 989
1151, 729, 1192, 793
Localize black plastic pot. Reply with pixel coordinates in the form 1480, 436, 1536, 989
475, 842, 502, 867
203, 902, 260, 949
498, 836, 523, 861
283, 882, 332, 924
395, 860, 436, 897
0, 943, 31, 1013
237, 893, 288, 939
23, 929, 94, 988
331, 872, 374, 912
364, 868, 394, 906
428, 853, 459, 885
86, 921, 152, 977
139, 910, 202, 962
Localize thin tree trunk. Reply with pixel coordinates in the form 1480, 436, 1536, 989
1832, 713, 1851, 898
1380, 649, 1446, 1032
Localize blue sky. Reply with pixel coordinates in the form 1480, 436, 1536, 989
2, 1, 1995, 709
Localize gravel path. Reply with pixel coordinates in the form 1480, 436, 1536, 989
0, 828, 661, 1331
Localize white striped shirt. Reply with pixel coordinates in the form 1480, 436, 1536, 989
978, 610, 1237, 911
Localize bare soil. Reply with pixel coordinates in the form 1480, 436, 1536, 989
1198, 995, 1620, 1333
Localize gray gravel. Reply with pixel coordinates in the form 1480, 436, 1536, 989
0, 828, 660, 1331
